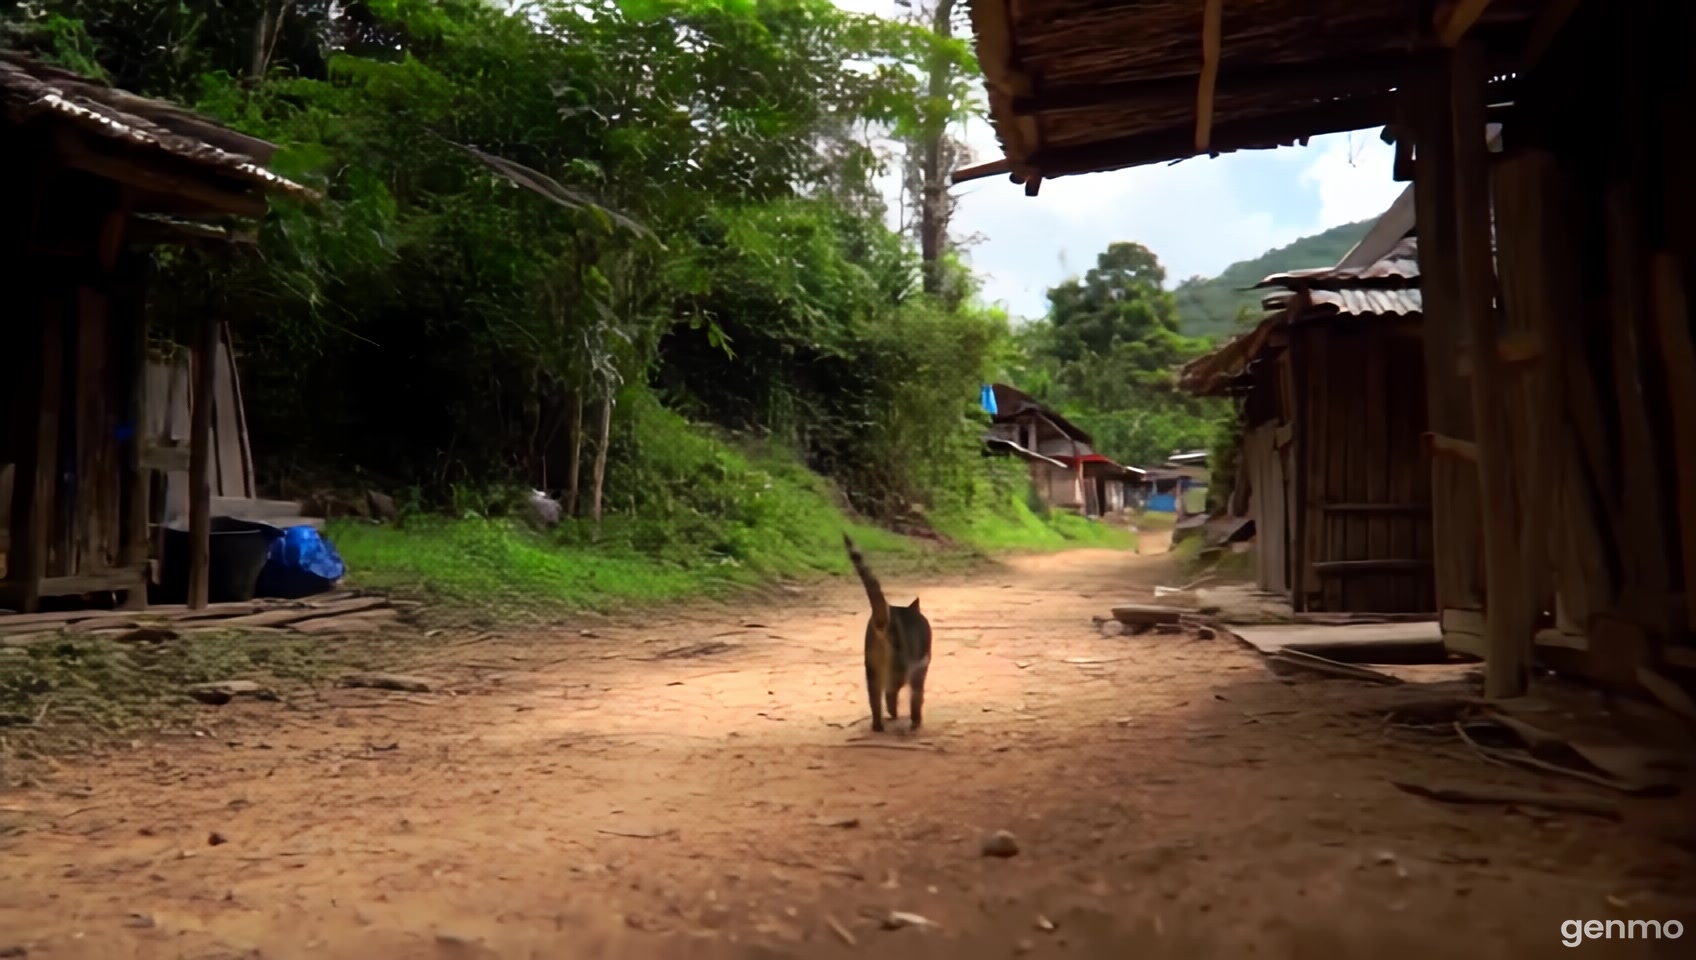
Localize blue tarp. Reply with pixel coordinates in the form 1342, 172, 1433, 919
1146, 493, 1178, 513
254, 525, 347, 600
979, 384, 999, 416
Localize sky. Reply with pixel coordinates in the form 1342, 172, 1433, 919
832, 1, 1408, 321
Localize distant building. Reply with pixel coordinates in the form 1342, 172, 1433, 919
980, 384, 1142, 518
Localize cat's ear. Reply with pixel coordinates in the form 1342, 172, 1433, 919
909, 598, 921, 612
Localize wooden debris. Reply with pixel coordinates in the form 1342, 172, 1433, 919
290, 609, 401, 635
339, 673, 437, 694
881, 911, 939, 931
188, 680, 278, 705
1110, 603, 1183, 626
825, 914, 858, 946
1265, 648, 1403, 685
1389, 779, 1621, 820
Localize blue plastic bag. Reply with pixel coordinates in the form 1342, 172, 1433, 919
979, 384, 999, 416
254, 525, 347, 599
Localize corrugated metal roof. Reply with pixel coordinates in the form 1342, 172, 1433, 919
1307, 287, 1423, 317
1251, 237, 1421, 289
0, 54, 317, 204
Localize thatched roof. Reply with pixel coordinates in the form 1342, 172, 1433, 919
957, 0, 1540, 189
0, 51, 317, 215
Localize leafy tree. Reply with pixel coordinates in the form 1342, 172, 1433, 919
2, 0, 1013, 532
1009, 242, 1221, 467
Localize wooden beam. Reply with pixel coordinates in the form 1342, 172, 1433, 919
1450, 37, 1533, 700
1424, 432, 1478, 461
1312, 558, 1433, 575
51, 128, 268, 220
7, 303, 66, 613
1009, 44, 1525, 118
186, 308, 222, 610
1649, 254, 1696, 632
950, 157, 1011, 185
1195, 0, 1224, 153
1435, 0, 1497, 47
1025, 83, 1516, 181
1029, 94, 1395, 178
1319, 502, 1431, 514
1521, 0, 1584, 74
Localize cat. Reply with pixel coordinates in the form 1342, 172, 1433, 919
844, 534, 933, 733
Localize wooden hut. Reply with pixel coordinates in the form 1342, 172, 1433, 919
0, 53, 315, 613
1180, 240, 1434, 614
958, 0, 1696, 709
982, 383, 1141, 517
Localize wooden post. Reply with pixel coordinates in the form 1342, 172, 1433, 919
186, 309, 222, 610
1450, 39, 1533, 699
118, 258, 151, 608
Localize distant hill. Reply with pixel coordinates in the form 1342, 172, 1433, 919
1172, 219, 1375, 339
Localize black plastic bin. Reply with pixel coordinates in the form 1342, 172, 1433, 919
151, 517, 283, 605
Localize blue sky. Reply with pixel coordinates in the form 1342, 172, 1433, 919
833, 2, 1408, 321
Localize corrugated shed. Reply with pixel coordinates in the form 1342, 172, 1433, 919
0, 53, 316, 203
1252, 237, 1421, 289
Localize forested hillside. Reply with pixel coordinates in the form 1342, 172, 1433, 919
0, 0, 1263, 606
1171, 219, 1375, 338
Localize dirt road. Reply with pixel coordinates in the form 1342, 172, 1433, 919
2, 548, 1690, 959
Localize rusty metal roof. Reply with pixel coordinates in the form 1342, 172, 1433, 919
1262, 287, 1422, 317
1251, 237, 1420, 289
0, 53, 317, 204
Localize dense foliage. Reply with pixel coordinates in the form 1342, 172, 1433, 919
1005, 242, 1224, 467
4, 0, 1015, 527
1171, 218, 1374, 338
0, 0, 1347, 571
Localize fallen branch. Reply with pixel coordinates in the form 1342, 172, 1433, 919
1389, 779, 1622, 820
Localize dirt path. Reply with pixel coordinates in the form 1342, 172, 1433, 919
2, 549, 1690, 959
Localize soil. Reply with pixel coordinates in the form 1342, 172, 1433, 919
1, 547, 1692, 959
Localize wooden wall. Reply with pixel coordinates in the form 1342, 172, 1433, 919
0, 161, 150, 611
1291, 317, 1435, 614
1408, 0, 1696, 703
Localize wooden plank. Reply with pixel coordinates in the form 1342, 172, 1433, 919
186, 313, 221, 610
1195, 0, 1223, 152
1363, 328, 1390, 611
119, 267, 150, 610
1647, 254, 1696, 631
1288, 333, 1311, 612
1450, 38, 1533, 699
1408, 63, 1484, 620
1319, 502, 1430, 514
1425, 432, 1478, 461
1314, 559, 1432, 576
1603, 184, 1675, 633
8, 299, 67, 613
211, 327, 245, 498
1434, 0, 1497, 47
225, 329, 257, 499
1323, 326, 1349, 612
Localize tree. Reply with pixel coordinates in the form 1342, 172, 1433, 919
1008, 241, 1222, 467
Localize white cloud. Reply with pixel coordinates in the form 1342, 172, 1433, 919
828, 0, 1405, 320
1298, 131, 1406, 231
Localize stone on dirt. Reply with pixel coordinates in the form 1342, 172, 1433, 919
187, 680, 278, 705
981, 830, 1021, 858
339, 673, 437, 693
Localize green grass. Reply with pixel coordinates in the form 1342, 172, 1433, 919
328, 406, 1134, 618
0, 629, 375, 765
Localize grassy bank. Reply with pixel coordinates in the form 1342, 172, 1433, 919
328, 423, 1134, 616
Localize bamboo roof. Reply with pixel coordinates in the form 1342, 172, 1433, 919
0, 51, 317, 211
958, 0, 1543, 190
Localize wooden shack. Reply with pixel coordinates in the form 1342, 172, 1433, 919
960, 0, 1696, 708
0, 52, 315, 613
982, 383, 1141, 517
1180, 240, 1434, 614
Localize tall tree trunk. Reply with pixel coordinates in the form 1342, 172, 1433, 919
565, 390, 584, 517
918, 0, 956, 296
590, 394, 613, 541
